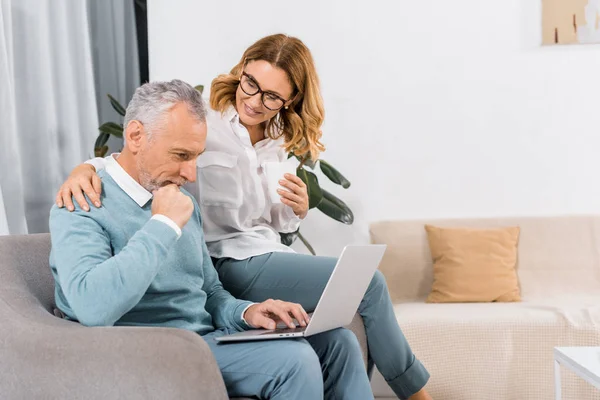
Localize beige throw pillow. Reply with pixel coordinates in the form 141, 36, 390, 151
424, 225, 521, 303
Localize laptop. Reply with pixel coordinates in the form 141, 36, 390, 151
215, 244, 387, 343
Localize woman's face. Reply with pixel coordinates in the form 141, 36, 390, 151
235, 60, 294, 128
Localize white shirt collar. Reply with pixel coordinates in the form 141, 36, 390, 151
105, 155, 153, 207
224, 105, 239, 124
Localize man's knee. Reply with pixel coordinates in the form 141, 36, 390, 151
317, 328, 364, 360
284, 341, 322, 380
335, 327, 361, 349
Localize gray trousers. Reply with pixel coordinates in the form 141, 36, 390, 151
213, 251, 430, 399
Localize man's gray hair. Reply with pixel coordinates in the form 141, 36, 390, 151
123, 79, 206, 140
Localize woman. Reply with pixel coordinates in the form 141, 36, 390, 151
56, 34, 432, 400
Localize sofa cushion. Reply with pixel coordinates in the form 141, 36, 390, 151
424, 224, 521, 303
370, 215, 600, 302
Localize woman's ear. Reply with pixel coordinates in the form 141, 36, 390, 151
124, 120, 145, 154
285, 92, 299, 110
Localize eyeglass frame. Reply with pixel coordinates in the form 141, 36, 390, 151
239, 71, 294, 111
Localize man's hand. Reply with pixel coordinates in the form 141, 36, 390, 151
151, 184, 194, 229
243, 299, 311, 330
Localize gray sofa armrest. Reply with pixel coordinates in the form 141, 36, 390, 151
0, 232, 229, 400
0, 297, 228, 400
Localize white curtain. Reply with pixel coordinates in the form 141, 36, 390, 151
0, 0, 27, 235
0, 187, 11, 235
87, 0, 140, 152
0, 0, 139, 235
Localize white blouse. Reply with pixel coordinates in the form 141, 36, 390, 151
87, 105, 301, 260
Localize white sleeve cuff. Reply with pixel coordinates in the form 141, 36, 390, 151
151, 214, 182, 238
240, 303, 255, 327
285, 204, 303, 221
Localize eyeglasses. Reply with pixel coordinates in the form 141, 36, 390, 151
239, 72, 289, 111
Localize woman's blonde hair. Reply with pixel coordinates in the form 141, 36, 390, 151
210, 34, 325, 160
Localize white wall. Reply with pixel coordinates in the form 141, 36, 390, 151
148, 0, 600, 257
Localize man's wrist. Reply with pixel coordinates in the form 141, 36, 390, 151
241, 303, 256, 327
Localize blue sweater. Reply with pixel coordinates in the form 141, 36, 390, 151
49, 170, 252, 335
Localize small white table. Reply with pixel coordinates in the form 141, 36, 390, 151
554, 347, 600, 399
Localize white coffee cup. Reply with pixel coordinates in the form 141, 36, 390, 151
263, 161, 297, 204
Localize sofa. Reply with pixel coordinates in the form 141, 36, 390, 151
368, 215, 600, 400
0, 233, 369, 400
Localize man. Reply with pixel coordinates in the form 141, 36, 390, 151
49, 80, 373, 399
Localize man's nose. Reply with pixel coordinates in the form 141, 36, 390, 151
180, 159, 197, 183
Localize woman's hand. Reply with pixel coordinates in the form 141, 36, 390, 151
55, 164, 101, 212
278, 173, 309, 219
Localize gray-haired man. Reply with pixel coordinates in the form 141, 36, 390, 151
49, 80, 372, 399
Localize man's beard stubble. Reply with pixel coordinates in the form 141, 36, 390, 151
136, 154, 187, 192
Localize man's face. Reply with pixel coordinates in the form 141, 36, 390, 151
136, 102, 206, 192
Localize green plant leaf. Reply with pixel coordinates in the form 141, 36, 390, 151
297, 168, 323, 209
280, 231, 298, 246
99, 122, 124, 138
319, 160, 350, 188
286, 152, 317, 169
194, 84, 204, 95
107, 94, 126, 116
94, 132, 110, 149
316, 189, 354, 224
94, 145, 109, 158
294, 154, 316, 169
302, 157, 317, 169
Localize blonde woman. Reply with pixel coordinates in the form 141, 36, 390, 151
56, 34, 432, 400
